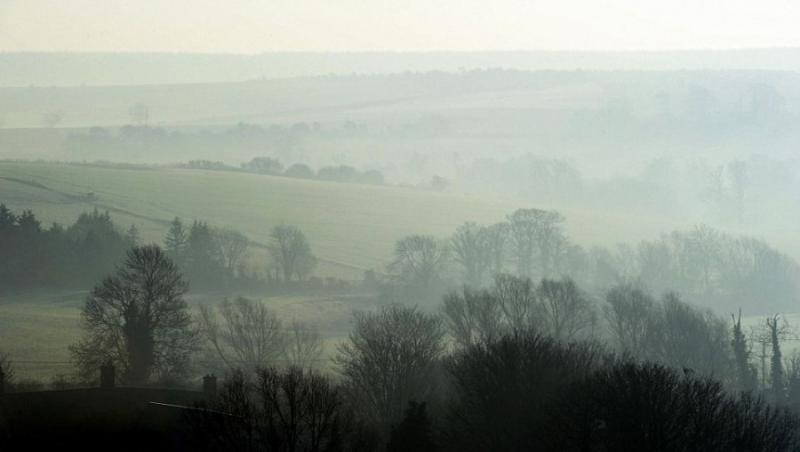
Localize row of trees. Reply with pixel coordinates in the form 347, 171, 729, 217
0, 205, 136, 290
0, 202, 321, 292
387, 208, 800, 311
241, 157, 385, 185
165, 217, 318, 286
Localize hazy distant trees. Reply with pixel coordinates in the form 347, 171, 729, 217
588, 224, 800, 312
165, 217, 254, 284
284, 163, 315, 179
604, 284, 654, 359
200, 297, 287, 372
268, 224, 317, 282
164, 217, 189, 264
602, 285, 733, 379
335, 305, 445, 439
443, 275, 594, 348
507, 209, 565, 278
390, 235, 448, 289
215, 228, 249, 277
242, 157, 284, 175
71, 245, 198, 384
284, 320, 324, 369
186, 221, 226, 287
450, 222, 492, 285
200, 297, 324, 375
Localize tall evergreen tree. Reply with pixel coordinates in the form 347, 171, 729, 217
731, 309, 757, 392
164, 217, 188, 264
768, 314, 785, 404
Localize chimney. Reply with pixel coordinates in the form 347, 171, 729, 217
203, 374, 217, 399
100, 360, 115, 389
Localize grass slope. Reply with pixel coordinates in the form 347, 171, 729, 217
0, 161, 680, 278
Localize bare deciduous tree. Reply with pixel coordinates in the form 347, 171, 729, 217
269, 224, 317, 282
494, 273, 540, 333
604, 284, 655, 358
507, 209, 565, 278
451, 222, 491, 285
215, 228, 250, 277
537, 278, 596, 341
70, 245, 198, 384
390, 235, 448, 288
442, 288, 502, 350
200, 297, 287, 372
284, 320, 324, 369
335, 305, 445, 438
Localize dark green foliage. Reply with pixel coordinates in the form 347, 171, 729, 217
186, 220, 225, 288
731, 309, 758, 392
0, 205, 133, 290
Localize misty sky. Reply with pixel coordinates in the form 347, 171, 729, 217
1, 0, 800, 53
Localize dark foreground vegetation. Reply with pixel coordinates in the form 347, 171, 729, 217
3, 331, 799, 451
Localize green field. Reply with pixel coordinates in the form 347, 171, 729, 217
0, 160, 688, 380
0, 161, 683, 277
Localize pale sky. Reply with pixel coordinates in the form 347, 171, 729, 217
1, 0, 800, 53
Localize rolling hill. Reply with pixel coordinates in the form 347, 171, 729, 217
0, 161, 682, 278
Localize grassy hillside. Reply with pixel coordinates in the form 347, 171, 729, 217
0, 161, 681, 278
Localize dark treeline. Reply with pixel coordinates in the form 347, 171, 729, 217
0, 203, 358, 295
0, 205, 134, 289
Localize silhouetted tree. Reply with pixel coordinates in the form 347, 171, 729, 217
335, 305, 445, 440
443, 333, 602, 451
732, 309, 758, 392
70, 245, 198, 384
768, 314, 786, 405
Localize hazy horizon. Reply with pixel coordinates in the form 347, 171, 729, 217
3, 0, 800, 53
